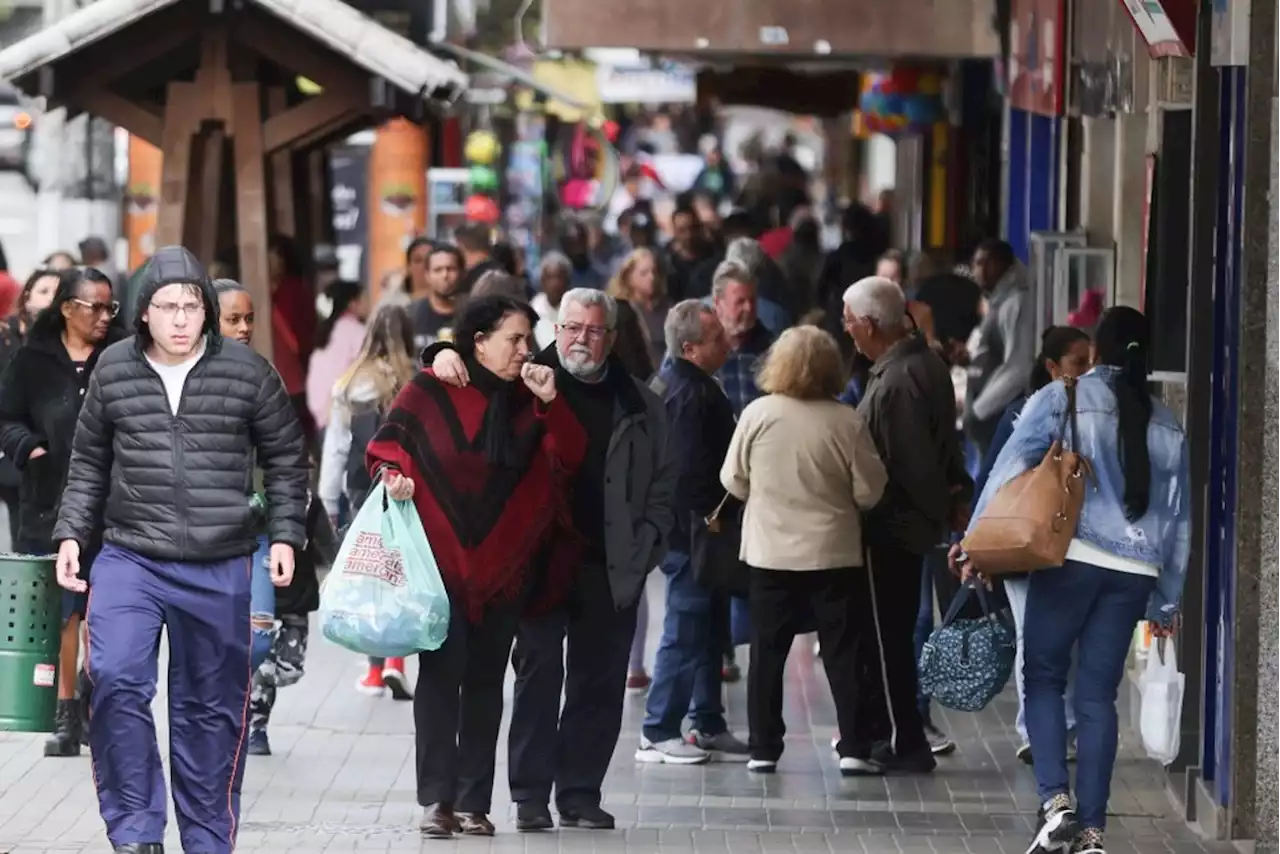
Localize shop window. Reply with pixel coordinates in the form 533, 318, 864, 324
1029, 231, 1086, 339
1053, 247, 1114, 336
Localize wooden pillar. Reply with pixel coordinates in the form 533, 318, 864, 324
231, 82, 273, 361
155, 84, 198, 249
192, 128, 226, 263
366, 118, 428, 302
266, 87, 297, 238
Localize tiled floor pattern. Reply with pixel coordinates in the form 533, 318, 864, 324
0, 575, 1241, 853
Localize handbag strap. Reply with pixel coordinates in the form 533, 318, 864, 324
1055, 375, 1081, 451
706, 492, 732, 524
940, 579, 992, 627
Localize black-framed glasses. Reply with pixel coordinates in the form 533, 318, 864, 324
71, 298, 120, 318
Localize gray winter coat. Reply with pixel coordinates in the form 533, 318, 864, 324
52, 245, 310, 562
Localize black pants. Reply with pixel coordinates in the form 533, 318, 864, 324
853, 542, 930, 757
508, 568, 638, 809
747, 567, 864, 763
415, 591, 524, 813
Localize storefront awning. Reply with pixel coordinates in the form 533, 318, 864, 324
0, 0, 468, 102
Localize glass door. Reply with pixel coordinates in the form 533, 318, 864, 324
1052, 247, 1115, 334
1029, 231, 1087, 338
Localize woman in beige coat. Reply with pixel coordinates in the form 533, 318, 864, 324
720, 325, 888, 776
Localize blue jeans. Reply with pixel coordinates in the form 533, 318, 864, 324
249, 536, 275, 671
1023, 559, 1156, 829
1005, 575, 1077, 743
642, 551, 728, 743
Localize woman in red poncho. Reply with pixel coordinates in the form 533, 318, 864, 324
365, 294, 585, 838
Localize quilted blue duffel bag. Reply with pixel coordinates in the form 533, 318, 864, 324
918, 580, 1016, 712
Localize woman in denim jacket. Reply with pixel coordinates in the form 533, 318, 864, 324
964, 307, 1188, 854
972, 326, 1092, 766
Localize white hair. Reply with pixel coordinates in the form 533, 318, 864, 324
711, 259, 755, 301
538, 251, 572, 280
558, 287, 618, 329
664, 299, 715, 357
842, 276, 907, 329
725, 236, 765, 274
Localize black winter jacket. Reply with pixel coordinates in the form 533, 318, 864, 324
53, 245, 310, 561
0, 323, 126, 545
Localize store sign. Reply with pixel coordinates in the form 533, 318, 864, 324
596, 61, 696, 105
1119, 0, 1197, 58
1008, 0, 1065, 116
1210, 0, 1252, 66
328, 146, 369, 286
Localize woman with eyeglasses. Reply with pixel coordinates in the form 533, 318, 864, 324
0, 266, 124, 756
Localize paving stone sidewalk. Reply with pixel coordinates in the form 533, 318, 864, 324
0, 577, 1239, 854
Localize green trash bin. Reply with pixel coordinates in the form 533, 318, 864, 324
0, 553, 61, 733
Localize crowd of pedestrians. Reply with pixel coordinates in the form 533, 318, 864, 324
0, 181, 1188, 854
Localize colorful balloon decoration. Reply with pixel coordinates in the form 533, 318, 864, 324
463, 130, 503, 224
464, 130, 501, 166
857, 66, 946, 137
464, 193, 501, 224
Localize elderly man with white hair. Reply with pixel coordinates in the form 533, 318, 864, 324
839, 275, 972, 776
426, 287, 675, 832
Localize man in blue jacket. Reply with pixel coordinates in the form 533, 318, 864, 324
635, 299, 748, 765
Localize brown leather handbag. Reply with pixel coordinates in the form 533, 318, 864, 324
961, 376, 1092, 575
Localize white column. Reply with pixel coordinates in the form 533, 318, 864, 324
1079, 116, 1116, 244
1111, 112, 1148, 309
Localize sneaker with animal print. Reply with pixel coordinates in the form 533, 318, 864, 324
1025, 793, 1080, 853
1070, 827, 1105, 854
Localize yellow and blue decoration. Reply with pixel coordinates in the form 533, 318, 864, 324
857, 68, 945, 137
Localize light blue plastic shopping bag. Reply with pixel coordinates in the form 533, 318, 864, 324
319, 483, 450, 657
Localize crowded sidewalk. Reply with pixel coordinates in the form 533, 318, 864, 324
0, 576, 1235, 854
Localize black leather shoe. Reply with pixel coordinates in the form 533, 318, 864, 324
559, 804, 615, 830
113, 844, 164, 854
516, 801, 554, 832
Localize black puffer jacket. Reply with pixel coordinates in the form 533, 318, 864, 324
0, 321, 126, 545
53, 245, 310, 561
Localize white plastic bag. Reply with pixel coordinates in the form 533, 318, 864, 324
1138, 637, 1184, 765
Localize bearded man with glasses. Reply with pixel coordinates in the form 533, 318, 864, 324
428, 287, 675, 832
51, 245, 309, 854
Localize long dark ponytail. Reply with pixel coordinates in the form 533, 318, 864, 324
1029, 326, 1091, 393
315, 279, 363, 350
1094, 306, 1153, 521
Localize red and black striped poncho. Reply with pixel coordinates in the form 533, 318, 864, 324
366, 367, 586, 622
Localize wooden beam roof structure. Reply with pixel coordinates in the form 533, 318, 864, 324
0, 0, 468, 361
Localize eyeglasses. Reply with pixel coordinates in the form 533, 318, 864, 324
71, 298, 120, 317
557, 322, 610, 342
149, 301, 205, 318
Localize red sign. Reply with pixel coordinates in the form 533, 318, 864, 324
1008, 0, 1065, 116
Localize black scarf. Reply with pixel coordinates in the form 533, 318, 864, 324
464, 355, 532, 470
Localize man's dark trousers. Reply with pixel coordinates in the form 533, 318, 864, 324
508, 565, 638, 811
86, 543, 253, 854
642, 550, 729, 742
852, 541, 930, 759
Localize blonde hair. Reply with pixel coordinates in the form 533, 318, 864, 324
607, 247, 667, 304
756, 326, 845, 400
335, 304, 418, 409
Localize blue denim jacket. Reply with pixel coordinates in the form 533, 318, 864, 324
969, 367, 1190, 622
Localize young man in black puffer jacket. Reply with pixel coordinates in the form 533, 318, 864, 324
51, 244, 309, 854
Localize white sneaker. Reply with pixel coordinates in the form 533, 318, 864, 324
635, 737, 709, 765
839, 756, 885, 777
746, 758, 777, 773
